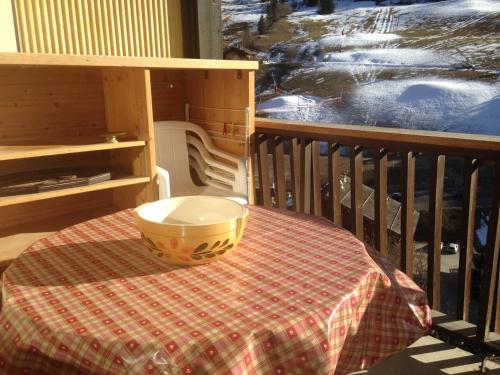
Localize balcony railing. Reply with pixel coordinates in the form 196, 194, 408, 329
252, 117, 500, 354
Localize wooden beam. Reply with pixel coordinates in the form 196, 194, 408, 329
401, 151, 416, 277
255, 117, 500, 160
0, 52, 259, 70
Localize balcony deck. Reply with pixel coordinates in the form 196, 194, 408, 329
351, 335, 500, 374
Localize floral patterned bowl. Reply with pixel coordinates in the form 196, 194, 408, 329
134, 196, 249, 265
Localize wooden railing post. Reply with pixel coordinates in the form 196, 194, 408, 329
289, 137, 301, 212
257, 134, 272, 207
494, 269, 499, 333
374, 148, 388, 255
428, 154, 445, 309
350, 146, 363, 240
401, 151, 416, 277
300, 138, 312, 214
457, 158, 479, 320
270, 136, 286, 209
312, 140, 322, 217
328, 142, 342, 226
477, 162, 500, 341
250, 132, 259, 205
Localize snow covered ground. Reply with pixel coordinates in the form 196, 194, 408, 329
320, 32, 400, 48
223, 0, 500, 135
256, 95, 339, 122
353, 79, 500, 134
257, 95, 321, 113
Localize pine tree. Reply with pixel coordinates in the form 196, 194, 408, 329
305, 0, 318, 6
266, 0, 279, 23
318, 0, 334, 14
257, 15, 267, 34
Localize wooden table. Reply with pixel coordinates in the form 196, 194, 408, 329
0, 206, 431, 374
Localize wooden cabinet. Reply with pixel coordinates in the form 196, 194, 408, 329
0, 53, 257, 269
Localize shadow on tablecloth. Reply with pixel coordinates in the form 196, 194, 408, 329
4, 239, 188, 287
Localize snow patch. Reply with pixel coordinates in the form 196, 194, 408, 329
256, 95, 342, 122
320, 33, 400, 48
352, 79, 500, 134
257, 95, 321, 113
322, 48, 457, 66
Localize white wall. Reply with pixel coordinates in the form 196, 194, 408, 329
0, 0, 18, 52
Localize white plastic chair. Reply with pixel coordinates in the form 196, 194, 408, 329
154, 121, 248, 204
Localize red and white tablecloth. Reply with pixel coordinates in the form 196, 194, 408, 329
0, 206, 431, 375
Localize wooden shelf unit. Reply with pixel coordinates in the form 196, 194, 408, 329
0, 53, 257, 268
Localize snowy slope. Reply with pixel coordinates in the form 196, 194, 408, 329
223, 0, 500, 135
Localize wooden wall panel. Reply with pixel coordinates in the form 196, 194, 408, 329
150, 69, 187, 121
0, 66, 106, 145
185, 70, 254, 158
12, 0, 179, 57
150, 68, 255, 202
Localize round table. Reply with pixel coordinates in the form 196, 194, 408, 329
0, 206, 430, 375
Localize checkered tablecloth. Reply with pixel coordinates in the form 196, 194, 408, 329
0, 206, 431, 375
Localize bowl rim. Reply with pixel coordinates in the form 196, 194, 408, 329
134, 196, 248, 228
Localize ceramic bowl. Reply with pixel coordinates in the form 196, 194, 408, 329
134, 196, 249, 265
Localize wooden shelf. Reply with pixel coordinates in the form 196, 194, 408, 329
0, 52, 259, 71
0, 140, 146, 161
0, 204, 120, 271
0, 175, 150, 207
